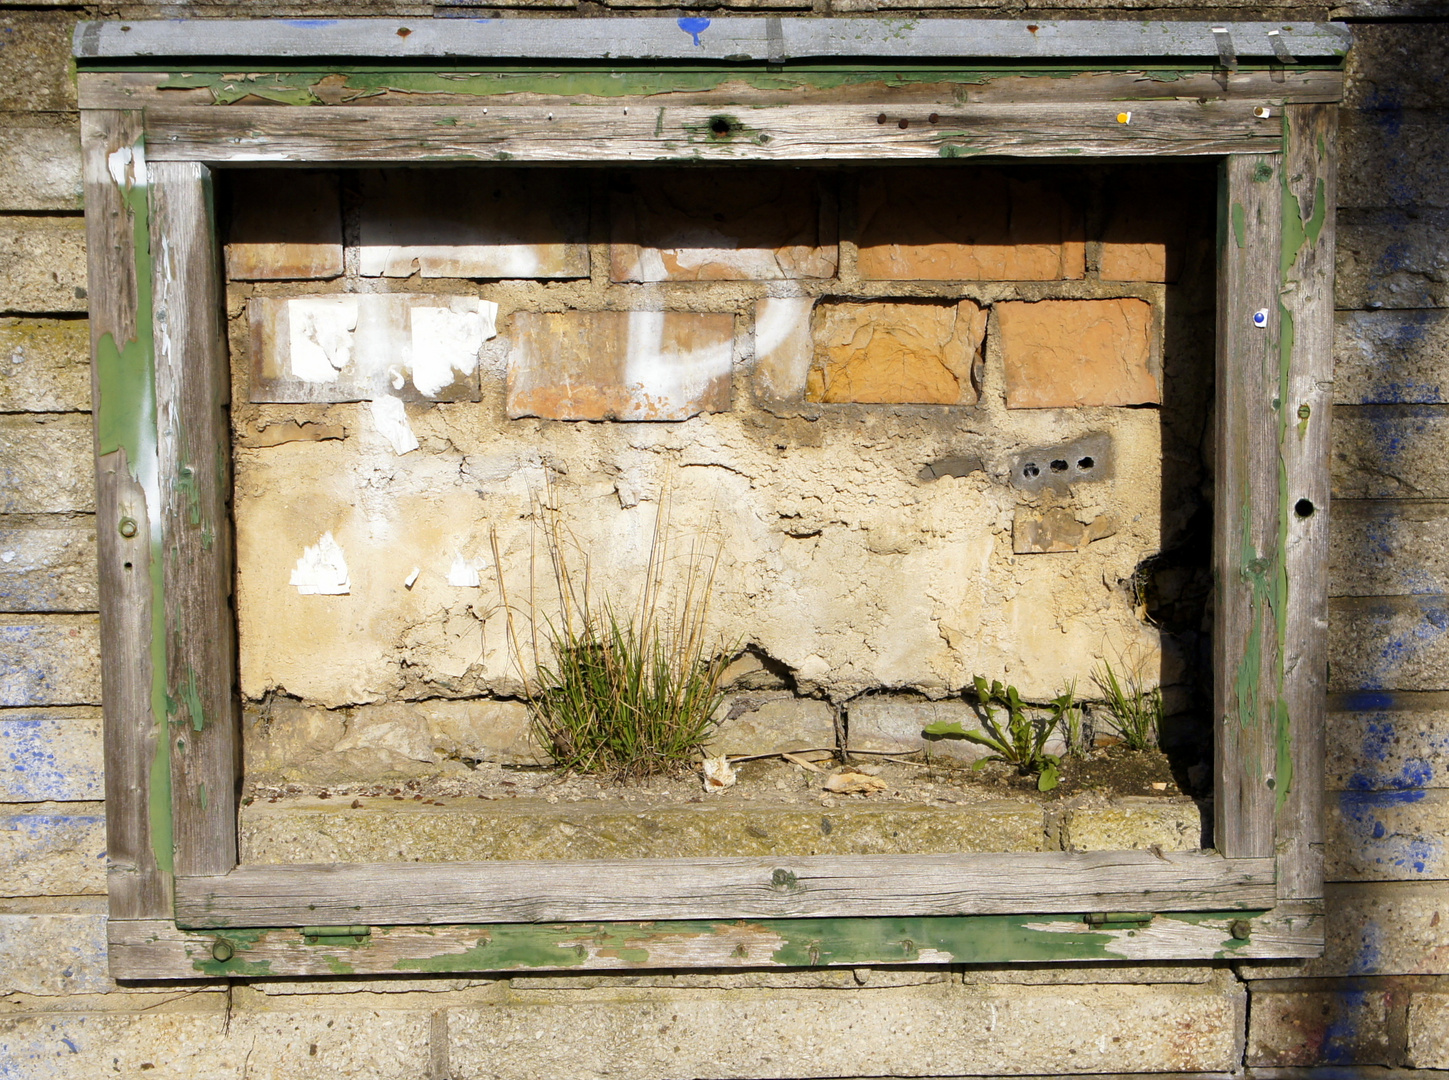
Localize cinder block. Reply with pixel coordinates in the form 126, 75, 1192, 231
447, 977, 1244, 1077
1064, 797, 1203, 852
1335, 310, 1449, 405
0, 914, 110, 995
0, 616, 102, 707
0, 521, 98, 613
706, 693, 836, 756
1340, 109, 1449, 211
847, 696, 986, 760
0, 13, 78, 113
1408, 991, 1449, 1068
805, 300, 984, 405
998, 298, 1158, 408
0, 711, 104, 801
611, 169, 837, 281
0, 121, 82, 211
857, 168, 1085, 281
1328, 502, 1449, 598
0, 216, 88, 314
1329, 596, 1449, 695
507, 310, 734, 421
1246, 986, 1396, 1067
0, 813, 106, 896
0, 318, 92, 413
226, 169, 343, 280
1328, 787, 1449, 881
0, 414, 96, 513
1327, 691, 1449, 791
1338, 209, 1449, 309
1343, 24, 1449, 111
359, 168, 588, 279
1332, 406, 1449, 499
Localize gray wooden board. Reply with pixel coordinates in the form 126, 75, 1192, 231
140, 102, 1282, 164
149, 161, 239, 880
72, 19, 1352, 63
173, 851, 1276, 928
1213, 153, 1284, 862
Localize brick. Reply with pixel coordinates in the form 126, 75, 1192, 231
0, 414, 95, 513
507, 310, 734, 421
0, 615, 102, 707
1327, 692, 1449, 791
1408, 991, 1449, 1067
1338, 209, 1449, 310
847, 696, 986, 761
359, 168, 587, 279
447, 977, 1245, 1077
1098, 163, 1212, 282
1246, 986, 1396, 1067
1332, 406, 1449, 499
0, 317, 92, 412
1330, 597, 1449, 695
1341, 109, 1449, 210
0, 914, 110, 996
0, 521, 98, 613
1330, 501, 1449, 598
1343, 24, 1449, 112
226, 169, 343, 280
1012, 508, 1117, 553
752, 297, 814, 402
0, 216, 87, 314
805, 300, 984, 405
1335, 310, 1449, 405
0, 1008, 433, 1078
611, 169, 836, 282
1064, 798, 1203, 852
1328, 787, 1449, 881
857, 167, 1084, 281
0, 710, 104, 801
0, 120, 82, 212
706, 693, 836, 757
0, 13, 77, 113
0, 812, 105, 896
999, 298, 1158, 409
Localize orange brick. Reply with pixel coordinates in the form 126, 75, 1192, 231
1098, 166, 1207, 282
856, 168, 1084, 281
806, 300, 984, 405
507, 310, 734, 421
611, 170, 837, 282
999, 298, 1158, 409
226, 170, 343, 281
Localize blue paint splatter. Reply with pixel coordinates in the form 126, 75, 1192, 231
1338, 788, 1438, 875
677, 17, 710, 46
1342, 691, 1395, 711
60, 1038, 77, 1053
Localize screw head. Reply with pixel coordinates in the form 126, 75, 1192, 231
211, 938, 234, 961
118, 517, 138, 538
1230, 919, 1252, 940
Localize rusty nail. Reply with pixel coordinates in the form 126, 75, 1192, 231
876, 113, 887, 124
118, 517, 138, 538
928, 113, 940, 124
211, 938, 234, 961
1230, 920, 1252, 940
898, 118, 910, 129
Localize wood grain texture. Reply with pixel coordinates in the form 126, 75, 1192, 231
1275, 104, 1336, 902
174, 851, 1275, 929
1214, 154, 1286, 861
140, 102, 1281, 165
148, 161, 239, 879
82, 109, 171, 921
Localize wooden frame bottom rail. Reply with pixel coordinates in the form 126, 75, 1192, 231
111, 907, 1323, 980
174, 851, 1276, 929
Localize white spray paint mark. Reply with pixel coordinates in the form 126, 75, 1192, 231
0, 551, 15, 563
404, 567, 420, 589
447, 555, 481, 588
289, 297, 358, 383
289, 532, 350, 595
410, 302, 496, 396
368, 395, 418, 455
624, 310, 732, 416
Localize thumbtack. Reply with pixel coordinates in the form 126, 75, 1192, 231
1252, 309, 1270, 328
1116, 111, 1132, 124
1254, 106, 1272, 118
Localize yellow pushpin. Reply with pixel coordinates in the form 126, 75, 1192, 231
1116, 111, 1132, 124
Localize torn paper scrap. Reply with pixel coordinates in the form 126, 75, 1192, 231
289, 297, 359, 383
447, 555, 481, 588
410, 301, 497, 397
290, 532, 350, 595
369, 395, 419, 455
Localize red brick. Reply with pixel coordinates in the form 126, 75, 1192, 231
856, 168, 1084, 281
998, 298, 1158, 409
806, 300, 984, 405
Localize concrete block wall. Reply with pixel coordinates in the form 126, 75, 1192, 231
2, 3, 1448, 1079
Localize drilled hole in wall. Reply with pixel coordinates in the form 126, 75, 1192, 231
1023, 463, 1040, 478
1050, 459, 1068, 472
1295, 498, 1315, 518
1078, 457, 1094, 470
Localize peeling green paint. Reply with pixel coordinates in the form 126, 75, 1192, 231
1231, 202, 1246, 249
188, 928, 271, 976
392, 925, 585, 972
180, 665, 206, 732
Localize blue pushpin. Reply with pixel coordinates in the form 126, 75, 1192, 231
1252, 309, 1269, 328
678, 17, 710, 47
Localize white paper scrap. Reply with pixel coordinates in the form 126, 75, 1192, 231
447, 555, 481, 588
369, 395, 419, 455
290, 532, 350, 595
410, 302, 496, 397
288, 297, 358, 383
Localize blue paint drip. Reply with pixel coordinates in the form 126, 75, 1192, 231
1320, 989, 1368, 1064
677, 17, 711, 46
285, 19, 341, 26
1338, 788, 1438, 874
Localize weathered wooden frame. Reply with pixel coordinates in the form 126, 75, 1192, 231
77, 18, 1344, 980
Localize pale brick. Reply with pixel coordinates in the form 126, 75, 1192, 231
0, 13, 77, 113
1408, 991, 1449, 1068
805, 300, 984, 405
1332, 406, 1449, 499
0, 521, 98, 613
359, 168, 587, 279
0, 216, 88, 314
857, 168, 1085, 281
1338, 209, 1449, 310
0, 414, 96, 513
0, 615, 102, 707
1327, 692, 1449, 791
752, 297, 814, 401
847, 696, 986, 761
1336, 310, 1449, 406
0, 318, 92, 412
226, 169, 343, 281
507, 310, 734, 421
1329, 596, 1449, 695
0, 121, 82, 212
447, 977, 1244, 1077
1343, 23, 1449, 112
0, 812, 105, 895
1328, 502, 1449, 598
706, 693, 836, 756
0, 914, 110, 995
1340, 109, 1449, 210
999, 298, 1158, 409
1328, 787, 1449, 881
1246, 987, 1396, 1067
611, 169, 836, 282
0, 710, 104, 801
0, 1008, 433, 1078
1064, 797, 1203, 852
